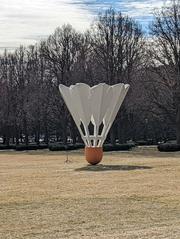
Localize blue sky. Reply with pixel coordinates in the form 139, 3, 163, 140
0, 0, 170, 51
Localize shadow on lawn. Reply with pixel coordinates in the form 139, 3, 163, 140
75, 164, 152, 172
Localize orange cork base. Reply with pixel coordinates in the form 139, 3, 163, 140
85, 147, 103, 165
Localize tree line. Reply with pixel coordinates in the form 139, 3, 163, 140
0, 0, 180, 146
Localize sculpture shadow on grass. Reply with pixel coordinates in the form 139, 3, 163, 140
75, 164, 152, 172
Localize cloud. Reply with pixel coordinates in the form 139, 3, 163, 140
70, 0, 170, 17
118, 0, 171, 17
69, 0, 171, 30
0, 0, 92, 51
0, 0, 171, 51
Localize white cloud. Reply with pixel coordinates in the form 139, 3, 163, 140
0, 0, 92, 51
0, 0, 172, 51
118, 0, 171, 17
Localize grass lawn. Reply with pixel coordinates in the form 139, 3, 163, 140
0, 146, 180, 239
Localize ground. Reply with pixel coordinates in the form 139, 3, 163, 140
0, 146, 180, 239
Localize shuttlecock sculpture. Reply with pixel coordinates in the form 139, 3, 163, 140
59, 83, 130, 165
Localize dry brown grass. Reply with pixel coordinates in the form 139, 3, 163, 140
0, 146, 180, 239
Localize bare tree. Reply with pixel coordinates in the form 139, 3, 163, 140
91, 8, 144, 84
41, 24, 83, 143
0, 8, 177, 147
91, 8, 144, 143
150, 0, 180, 143
0, 51, 18, 145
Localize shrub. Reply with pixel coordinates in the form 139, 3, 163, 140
136, 140, 148, 146
49, 144, 66, 151
37, 144, 48, 149
15, 144, 48, 151
126, 142, 136, 148
49, 143, 133, 152
74, 143, 84, 149
49, 143, 84, 151
158, 144, 180, 152
136, 140, 155, 146
0, 144, 16, 150
103, 144, 133, 152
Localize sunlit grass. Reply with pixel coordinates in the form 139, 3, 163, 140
0, 147, 180, 239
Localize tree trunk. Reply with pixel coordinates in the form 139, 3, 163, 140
35, 122, 40, 145
176, 103, 180, 144
35, 131, 40, 145
118, 121, 123, 144
4, 125, 10, 146
56, 133, 59, 142
20, 133, 23, 143
62, 122, 67, 144
174, 88, 180, 144
70, 120, 77, 145
110, 124, 116, 146
5, 136, 10, 146
61, 113, 68, 144
16, 136, 19, 145
25, 134, 29, 146
44, 125, 49, 145
3, 134, 10, 146
15, 125, 19, 145
23, 116, 29, 146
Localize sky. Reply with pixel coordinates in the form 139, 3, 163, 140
0, 0, 170, 51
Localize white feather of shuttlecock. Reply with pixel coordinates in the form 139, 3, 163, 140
59, 83, 130, 147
